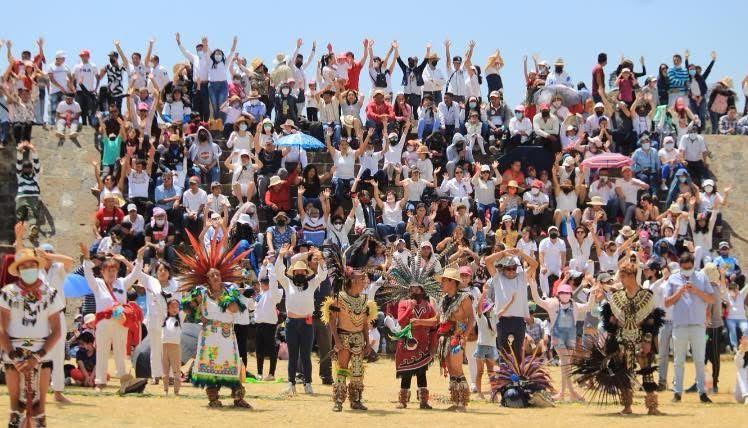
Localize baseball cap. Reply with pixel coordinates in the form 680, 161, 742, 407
127, 203, 137, 212
594, 102, 605, 109
718, 241, 730, 249
40, 243, 54, 253
54, 50, 66, 59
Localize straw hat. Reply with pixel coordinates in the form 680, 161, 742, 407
507, 180, 520, 189
269, 175, 283, 187
619, 225, 636, 238
554, 57, 565, 66
587, 196, 605, 206
250, 57, 263, 70
286, 260, 314, 277
273, 211, 289, 222
427, 52, 440, 60
719, 76, 733, 88
438, 268, 462, 283
416, 145, 429, 154
273, 53, 288, 65
8, 249, 43, 277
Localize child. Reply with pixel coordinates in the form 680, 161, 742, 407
162, 298, 182, 395
471, 217, 490, 253
71, 332, 96, 387
516, 226, 537, 259
530, 278, 597, 402
474, 298, 498, 400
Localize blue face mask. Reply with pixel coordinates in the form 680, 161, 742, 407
689, 69, 696, 76
515, 112, 523, 119
678, 176, 688, 183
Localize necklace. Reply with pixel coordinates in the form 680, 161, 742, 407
339, 290, 368, 328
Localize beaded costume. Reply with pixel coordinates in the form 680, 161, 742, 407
436, 291, 472, 409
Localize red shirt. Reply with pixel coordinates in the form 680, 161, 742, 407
345, 62, 364, 91
592, 64, 604, 96
264, 169, 298, 211
365, 100, 395, 124
95, 207, 125, 235
228, 82, 245, 99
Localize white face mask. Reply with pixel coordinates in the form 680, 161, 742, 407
215, 54, 223, 62
558, 294, 571, 304
704, 185, 714, 193
531, 188, 540, 195
665, 142, 674, 150
680, 268, 693, 277
239, 124, 248, 131
641, 142, 650, 151
155, 219, 165, 227
281, 88, 290, 96
19, 268, 39, 284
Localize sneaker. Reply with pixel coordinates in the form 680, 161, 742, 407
699, 393, 712, 403
685, 383, 698, 393
303, 383, 314, 395
470, 385, 477, 393
672, 393, 681, 403
283, 383, 297, 396
263, 375, 275, 382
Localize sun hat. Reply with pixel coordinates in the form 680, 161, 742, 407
273, 211, 289, 222
55, 50, 66, 59
501, 214, 513, 223
718, 241, 730, 250
281, 119, 297, 129
587, 196, 605, 206
719, 76, 733, 88
250, 57, 263, 70
210, 212, 221, 220
438, 268, 462, 283
489, 90, 502, 99
594, 102, 605, 109
554, 57, 565, 66
497, 256, 518, 268
507, 180, 519, 188
237, 213, 252, 225
8, 249, 43, 277
702, 263, 720, 283
285, 260, 314, 277
416, 145, 429, 154
619, 225, 635, 237
83, 313, 96, 325
268, 175, 283, 187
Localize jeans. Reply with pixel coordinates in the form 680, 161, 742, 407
705, 326, 722, 388
286, 318, 314, 385
497, 316, 525, 361
76, 90, 98, 127
725, 319, 748, 349
417, 119, 435, 139
376, 222, 406, 240
613, 197, 636, 226
709, 111, 722, 135
661, 163, 684, 185
690, 98, 707, 131
256, 322, 278, 377
406, 93, 421, 119
35, 87, 46, 124
314, 317, 332, 381
672, 324, 707, 394
476, 203, 500, 228
658, 320, 673, 385
0, 121, 8, 144
208, 81, 228, 121
191, 164, 220, 187
323, 122, 341, 145
331, 177, 353, 203
235, 238, 264, 271
48, 92, 65, 125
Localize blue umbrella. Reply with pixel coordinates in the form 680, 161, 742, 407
274, 132, 325, 150
63, 273, 92, 298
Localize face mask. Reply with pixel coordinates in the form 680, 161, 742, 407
155, 219, 165, 227
469, 102, 477, 108
276, 219, 286, 226
680, 268, 693, 277
599, 176, 608, 182
552, 100, 562, 108
595, 110, 603, 117
239, 124, 248, 131
704, 185, 713, 193
19, 268, 39, 284
281, 88, 290, 96
515, 112, 523, 119
292, 274, 306, 284
295, 60, 303, 67
678, 176, 687, 183
554, 66, 563, 74
665, 142, 674, 149
215, 54, 223, 62
558, 294, 571, 304
641, 142, 650, 151
689, 69, 696, 76
430, 60, 438, 67
549, 232, 559, 239
541, 111, 550, 118
333, 223, 344, 230
264, 125, 273, 132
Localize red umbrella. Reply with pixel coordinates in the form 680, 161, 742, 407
581, 153, 633, 169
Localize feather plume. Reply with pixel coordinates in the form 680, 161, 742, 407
175, 230, 250, 292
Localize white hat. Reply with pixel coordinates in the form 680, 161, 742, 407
126, 203, 137, 212
210, 212, 221, 220
702, 179, 715, 188
594, 102, 605, 109
480, 164, 491, 172
237, 213, 252, 225
562, 156, 575, 167
55, 50, 66, 59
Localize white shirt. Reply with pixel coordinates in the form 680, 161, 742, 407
678, 134, 707, 162
517, 238, 538, 258
161, 317, 181, 344
254, 264, 284, 324
0, 282, 64, 343
509, 117, 533, 142
589, 180, 615, 203
274, 257, 326, 316
422, 65, 445, 92
446, 68, 468, 97
523, 190, 549, 215
471, 176, 499, 205
539, 237, 566, 274
73, 62, 98, 91
439, 177, 472, 198
83, 258, 142, 312
644, 278, 672, 321
150, 65, 170, 90
437, 101, 460, 126
598, 249, 619, 273
332, 150, 356, 179
128, 63, 150, 89
178, 45, 210, 82
56, 101, 81, 117
403, 179, 428, 201
124, 213, 145, 233
127, 170, 150, 198
465, 72, 480, 98
384, 133, 407, 165
318, 98, 340, 124
489, 268, 531, 318
182, 188, 208, 214
556, 190, 577, 212
358, 150, 383, 175
658, 146, 679, 164
162, 101, 191, 123
382, 201, 403, 226
476, 310, 498, 347
47, 63, 71, 94
208, 60, 229, 82
615, 178, 645, 204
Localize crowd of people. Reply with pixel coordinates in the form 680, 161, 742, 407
1, 34, 748, 426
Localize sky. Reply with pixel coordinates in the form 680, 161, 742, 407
2, 0, 746, 107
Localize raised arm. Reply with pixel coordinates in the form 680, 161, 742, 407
444, 39, 452, 72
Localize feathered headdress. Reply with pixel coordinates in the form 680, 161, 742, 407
175, 230, 250, 292
490, 340, 553, 407
322, 232, 386, 295
376, 251, 441, 304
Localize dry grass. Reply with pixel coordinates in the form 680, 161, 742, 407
2, 354, 745, 427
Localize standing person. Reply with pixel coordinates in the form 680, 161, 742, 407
667, 53, 689, 107
274, 245, 327, 396
176, 231, 252, 409
0, 249, 64, 428
484, 249, 538, 359
254, 256, 283, 381
573, 259, 664, 415
700, 264, 723, 394
79, 244, 142, 392
642, 260, 673, 391
176, 32, 211, 120
665, 252, 716, 403
387, 257, 439, 410
160, 298, 181, 395
734, 336, 748, 404
678, 127, 708, 184
14, 142, 41, 227
592, 53, 607, 103
46, 50, 72, 126
72, 49, 99, 127
321, 256, 377, 412
472, 298, 498, 401
396, 44, 430, 118
290, 39, 316, 114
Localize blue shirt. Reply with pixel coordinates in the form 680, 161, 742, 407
631, 147, 661, 173
665, 271, 714, 326
714, 255, 739, 276
242, 100, 267, 121
154, 183, 182, 211
667, 66, 689, 91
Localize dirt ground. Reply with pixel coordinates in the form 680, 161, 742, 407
2, 354, 745, 428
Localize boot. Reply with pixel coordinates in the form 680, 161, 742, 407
458, 377, 470, 409
396, 389, 410, 409
620, 389, 633, 415
232, 385, 252, 409
348, 379, 367, 410
447, 377, 466, 412
32, 414, 47, 428
206, 386, 222, 408
8, 411, 22, 428
417, 387, 432, 409
645, 392, 663, 415
332, 381, 347, 412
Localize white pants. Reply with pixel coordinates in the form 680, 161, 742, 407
95, 318, 128, 385
50, 312, 67, 392
55, 119, 78, 137
672, 324, 707, 394
465, 340, 478, 388
735, 358, 748, 403
147, 319, 163, 379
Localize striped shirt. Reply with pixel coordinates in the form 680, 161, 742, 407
16, 151, 40, 198
667, 67, 689, 91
